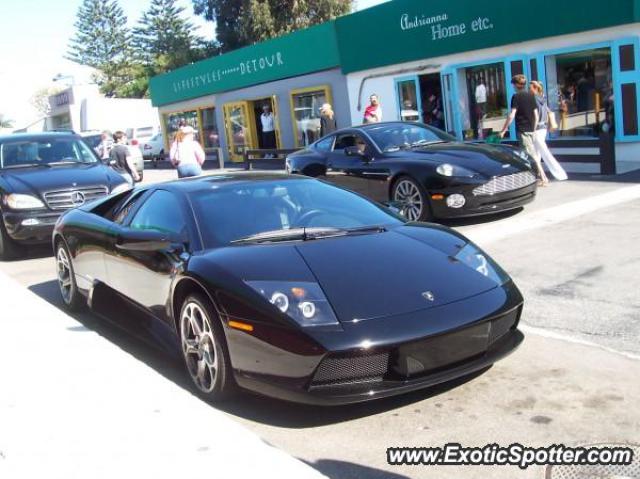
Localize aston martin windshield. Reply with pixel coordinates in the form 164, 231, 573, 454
365, 123, 455, 152
0, 138, 99, 169
191, 179, 403, 247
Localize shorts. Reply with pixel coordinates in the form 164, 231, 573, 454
517, 132, 539, 161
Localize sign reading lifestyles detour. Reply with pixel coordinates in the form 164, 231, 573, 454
334, 0, 636, 74
149, 22, 340, 106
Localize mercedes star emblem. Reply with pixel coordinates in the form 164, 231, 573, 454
70, 191, 86, 206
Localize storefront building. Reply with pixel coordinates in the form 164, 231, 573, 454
335, 0, 640, 173
149, 22, 350, 163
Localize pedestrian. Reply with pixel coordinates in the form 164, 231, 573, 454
95, 130, 113, 160
319, 103, 337, 137
109, 131, 140, 186
499, 74, 548, 186
260, 104, 277, 156
363, 94, 382, 123
170, 125, 205, 178
530, 81, 568, 181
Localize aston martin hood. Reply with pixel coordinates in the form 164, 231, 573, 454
294, 226, 501, 322
387, 142, 530, 177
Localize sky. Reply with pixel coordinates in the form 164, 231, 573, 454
0, 0, 389, 129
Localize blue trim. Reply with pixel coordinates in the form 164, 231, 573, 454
393, 75, 422, 122
612, 37, 640, 142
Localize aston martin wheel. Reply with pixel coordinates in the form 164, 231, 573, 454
179, 294, 234, 401
56, 241, 83, 311
392, 177, 431, 222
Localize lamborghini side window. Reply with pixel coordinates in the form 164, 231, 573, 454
112, 190, 146, 224
129, 190, 187, 236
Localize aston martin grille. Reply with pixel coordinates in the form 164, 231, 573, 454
44, 185, 109, 210
472, 171, 536, 196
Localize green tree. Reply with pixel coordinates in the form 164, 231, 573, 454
66, 0, 132, 97
133, 0, 198, 71
192, 0, 353, 53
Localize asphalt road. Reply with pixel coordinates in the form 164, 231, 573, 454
2, 166, 639, 478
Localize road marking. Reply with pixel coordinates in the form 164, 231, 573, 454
465, 184, 640, 245
520, 324, 640, 361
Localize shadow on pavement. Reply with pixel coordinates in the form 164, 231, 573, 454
304, 459, 411, 479
28, 278, 491, 428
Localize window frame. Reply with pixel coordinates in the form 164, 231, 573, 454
289, 85, 333, 148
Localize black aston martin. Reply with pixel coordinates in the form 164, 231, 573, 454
285, 122, 538, 221
53, 173, 524, 405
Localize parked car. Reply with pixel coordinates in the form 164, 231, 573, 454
126, 126, 158, 144
53, 172, 524, 404
286, 121, 538, 221
139, 132, 166, 166
0, 132, 130, 260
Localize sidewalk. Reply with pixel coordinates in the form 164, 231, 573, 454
0, 271, 325, 479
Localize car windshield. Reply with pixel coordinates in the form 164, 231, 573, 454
365, 124, 456, 152
82, 135, 102, 149
191, 178, 405, 247
0, 137, 99, 169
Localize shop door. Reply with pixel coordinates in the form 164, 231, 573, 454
223, 102, 257, 162
440, 72, 456, 135
612, 37, 640, 142
395, 76, 422, 122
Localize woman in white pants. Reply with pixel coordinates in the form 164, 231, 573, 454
530, 81, 568, 181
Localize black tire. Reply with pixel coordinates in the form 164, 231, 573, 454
0, 218, 24, 261
55, 240, 84, 311
178, 293, 235, 401
391, 176, 432, 222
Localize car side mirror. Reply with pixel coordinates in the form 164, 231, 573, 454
116, 229, 186, 253
344, 146, 370, 161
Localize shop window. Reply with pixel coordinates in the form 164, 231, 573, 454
290, 87, 330, 147
544, 48, 613, 138
457, 62, 508, 140
163, 110, 200, 143
201, 107, 219, 149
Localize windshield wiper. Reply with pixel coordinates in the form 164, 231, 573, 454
231, 225, 388, 244
231, 227, 343, 244
410, 139, 445, 148
1, 162, 51, 169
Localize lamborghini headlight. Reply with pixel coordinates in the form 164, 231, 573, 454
245, 280, 339, 327
454, 243, 510, 285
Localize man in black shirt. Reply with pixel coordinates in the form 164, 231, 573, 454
109, 131, 140, 185
500, 74, 546, 184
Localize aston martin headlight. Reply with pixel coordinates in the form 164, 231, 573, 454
245, 280, 339, 327
3, 193, 45, 210
454, 243, 510, 285
436, 163, 475, 178
111, 182, 132, 195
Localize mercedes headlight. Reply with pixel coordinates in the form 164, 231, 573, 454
245, 281, 339, 327
436, 163, 476, 178
3, 193, 45, 210
111, 182, 132, 195
454, 243, 510, 285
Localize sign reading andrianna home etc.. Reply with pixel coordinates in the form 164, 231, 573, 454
149, 22, 340, 107
335, 0, 638, 74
